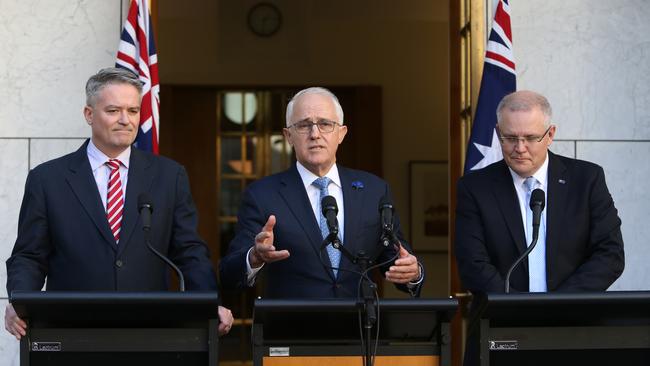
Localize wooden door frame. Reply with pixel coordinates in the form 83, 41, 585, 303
450, 0, 488, 365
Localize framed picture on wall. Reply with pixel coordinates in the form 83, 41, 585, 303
408, 161, 448, 252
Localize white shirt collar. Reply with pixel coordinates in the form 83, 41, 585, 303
87, 139, 131, 171
508, 152, 549, 189
296, 162, 341, 190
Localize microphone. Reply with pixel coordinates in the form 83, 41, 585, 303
504, 189, 546, 293
321, 195, 339, 237
379, 196, 393, 232
137, 193, 186, 292
138, 194, 153, 231
379, 196, 396, 247
529, 189, 545, 240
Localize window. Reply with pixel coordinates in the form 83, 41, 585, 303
216, 90, 293, 362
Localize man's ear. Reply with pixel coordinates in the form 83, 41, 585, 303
83, 105, 93, 125
282, 128, 293, 146
337, 125, 348, 144
546, 125, 557, 146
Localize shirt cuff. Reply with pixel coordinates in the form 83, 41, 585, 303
246, 246, 264, 286
406, 262, 424, 291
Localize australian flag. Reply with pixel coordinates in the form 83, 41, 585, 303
116, 0, 160, 154
464, 0, 515, 172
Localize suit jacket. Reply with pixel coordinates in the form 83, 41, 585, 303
6, 141, 217, 293
454, 151, 624, 293
219, 164, 422, 298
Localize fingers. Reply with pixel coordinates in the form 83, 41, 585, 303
254, 216, 276, 248
261, 215, 276, 233
398, 244, 409, 257
386, 247, 420, 284
254, 231, 273, 246
255, 244, 290, 263
217, 306, 234, 336
385, 266, 418, 284
394, 245, 416, 266
4, 304, 27, 340
251, 215, 290, 265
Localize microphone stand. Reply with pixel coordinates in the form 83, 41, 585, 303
143, 224, 186, 292
504, 235, 539, 294
505, 190, 546, 293
321, 233, 376, 366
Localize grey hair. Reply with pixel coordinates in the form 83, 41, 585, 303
285, 87, 344, 126
85, 67, 143, 106
496, 90, 553, 127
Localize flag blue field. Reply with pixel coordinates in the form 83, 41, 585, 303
464, 0, 515, 173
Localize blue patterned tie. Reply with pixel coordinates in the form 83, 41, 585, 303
312, 177, 341, 277
524, 177, 547, 292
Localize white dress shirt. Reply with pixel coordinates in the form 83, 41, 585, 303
86, 139, 131, 211
508, 153, 549, 292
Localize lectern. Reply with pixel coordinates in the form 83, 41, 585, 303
11, 291, 220, 366
475, 291, 650, 366
252, 298, 457, 366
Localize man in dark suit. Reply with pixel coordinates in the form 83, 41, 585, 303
455, 90, 624, 294
219, 87, 423, 298
5, 68, 233, 339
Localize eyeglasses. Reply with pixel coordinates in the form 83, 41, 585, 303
287, 119, 340, 134
498, 126, 551, 146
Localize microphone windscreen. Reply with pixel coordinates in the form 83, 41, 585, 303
321, 195, 338, 215
378, 195, 393, 211
138, 193, 153, 211
530, 189, 545, 211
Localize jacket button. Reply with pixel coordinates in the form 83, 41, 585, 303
336, 284, 342, 289
115, 259, 123, 268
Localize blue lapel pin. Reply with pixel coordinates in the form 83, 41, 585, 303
352, 180, 364, 190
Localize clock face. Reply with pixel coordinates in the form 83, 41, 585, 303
247, 3, 282, 37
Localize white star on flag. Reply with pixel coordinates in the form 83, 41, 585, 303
470, 129, 503, 171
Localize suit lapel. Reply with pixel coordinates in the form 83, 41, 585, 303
278, 165, 327, 268
339, 166, 363, 268
545, 151, 567, 270
492, 161, 528, 257
117, 148, 155, 256
65, 141, 116, 250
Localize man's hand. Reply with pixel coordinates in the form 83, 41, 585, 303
248, 215, 290, 268
4, 303, 27, 340
385, 245, 421, 284
217, 305, 234, 336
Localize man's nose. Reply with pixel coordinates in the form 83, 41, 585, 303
308, 124, 321, 138
118, 110, 129, 124
513, 139, 528, 152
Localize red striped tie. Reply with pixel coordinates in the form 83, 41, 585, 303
106, 159, 124, 243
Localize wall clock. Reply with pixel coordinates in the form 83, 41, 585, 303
247, 3, 282, 37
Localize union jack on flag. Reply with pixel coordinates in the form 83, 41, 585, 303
464, 0, 515, 172
116, 0, 160, 154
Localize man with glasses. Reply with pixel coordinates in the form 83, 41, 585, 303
455, 90, 624, 294
219, 87, 423, 298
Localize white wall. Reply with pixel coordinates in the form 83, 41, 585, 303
1, 0, 648, 363
0, 1, 125, 363
510, 0, 650, 290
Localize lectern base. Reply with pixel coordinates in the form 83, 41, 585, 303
29, 352, 206, 366
262, 355, 438, 366
491, 349, 650, 366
